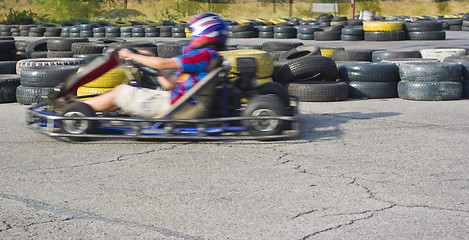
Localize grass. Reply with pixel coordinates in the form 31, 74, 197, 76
0, 0, 468, 23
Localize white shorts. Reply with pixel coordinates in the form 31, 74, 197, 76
114, 85, 171, 118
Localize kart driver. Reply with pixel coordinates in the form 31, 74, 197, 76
79, 12, 228, 118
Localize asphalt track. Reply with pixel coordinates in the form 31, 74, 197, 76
1, 31, 469, 239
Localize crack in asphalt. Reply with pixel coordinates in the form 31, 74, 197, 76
0, 220, 12, 232
8, 144, 184, 173
0, 193, 202, 239
300, 212, 375, 240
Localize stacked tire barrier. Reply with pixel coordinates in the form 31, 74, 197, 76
0, 61, 20, 103
16, 65, 80, 105
404, 21, 445, 40
397, 62, 463, 101
363, 21, 406, 41
338, 62, 400, 99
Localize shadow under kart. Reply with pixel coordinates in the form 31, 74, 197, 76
26, 49, 300, 141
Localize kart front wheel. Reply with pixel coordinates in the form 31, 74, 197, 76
60, 102, 97, 141
242, 95, 286, 136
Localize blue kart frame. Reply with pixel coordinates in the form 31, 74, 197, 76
26, 51, 300, 141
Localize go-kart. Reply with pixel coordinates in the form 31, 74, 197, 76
26, 49, 300, 141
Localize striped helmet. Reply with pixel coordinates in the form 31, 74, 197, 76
182, 12, 228, 54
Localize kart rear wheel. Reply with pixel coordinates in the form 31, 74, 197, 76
242, 95, 286, 136
60, 102, 97, 141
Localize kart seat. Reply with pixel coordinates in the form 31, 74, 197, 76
156, 66, 226, 119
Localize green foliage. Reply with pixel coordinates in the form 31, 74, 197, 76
0, 7, 40, 24
36, 0, 106, 21
155, 8, 182, 22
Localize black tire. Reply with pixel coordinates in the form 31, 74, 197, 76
236, 44, 262, 50
25, 38, 48, 59
233, 31, 258, 38
287, 81, 348, 102
242, 95, 286, 136
297, 33, 314, 40
20, 65, 80, 87
314, 31, 341, 41
278, 45, 320, 61
347, 81, 398, 99
15, 40, 31, 52
172, 32, 186, 38
47, 50, 75, 58
398, 81, 462, 101
275, 55, 338, 85
406, 31, 446, 40
71, 42, 107, 54
297, 26, 322, 34
341, 27, 364, 35
157, 43, 182, 58
364, 31, 406, 41
0, 61, 18, 74
399, 62, 462, 82
259, 31, 274, 38
16, 85, 54, 105
338, 62, 400, 82
60, 102, 98, 141
16, 58, 85, 75
443, 59, 469, 79
47, 38, 89, 51
0, 40, 15, 52
261, 41, 303, 52
372, 50, 422, 62
249, 82, 290, 106
403, 21, 443, 32
340, 34, 364, 41
230, 25, 255, 32
463, 79, 469, 98
0, 74, 20, 103
273, 26, 297, 33
331, 49, 378, 62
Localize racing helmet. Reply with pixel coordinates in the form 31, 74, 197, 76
182, 12, 228, 54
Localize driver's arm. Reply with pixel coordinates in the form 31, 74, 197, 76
118, 48, 179, 89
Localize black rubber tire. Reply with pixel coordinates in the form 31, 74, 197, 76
47, 38, 89, 51
46, 50, 74, 58
132, 27, 145, 33
16, 58, 85, 75
331, 49, 378, 62
15, 40, 31, 52
0, 74, 20, 103
261, 41, 303, 52
463, 79, 469, 98
287, 81, 348, 102
259, 32, 274, 38
347, 81, 398, 99
403, 21, 443, 32
399, 62, 462, 82
297, 26, 322, 34
314, 31, 341, 41
0, 61, 18, 74
273, 26, 297, 33
340, 34, 364, 41
275, 55, 338, 85
372, 50, 422, 62
249, 81, 290, 106
443, 59, 469, 79
364, 31, 406, 41
398, 81, 462, 101
20, 65, 80, 87
145, 27, 160, 33
154, 43, 181, 58
0, 40, 15, 52
278, 45, 320, 61
232, 31, 258, 38
71, 42, 107, 54
406, 31, 446, 40
297, 33, 314, 40
338, 62, 400, 82
60, 102, 98, 141
16, 85, 54, 105
105, 27, 121, 33
258, 26, 274, 32
236, 44, 262, 50
25, 38, 48, 59
171, 27, 186, 33
230, 25, 255, 32
172, 32, 186, 38
341, 27, 364, 35
242, 95, 286, 136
